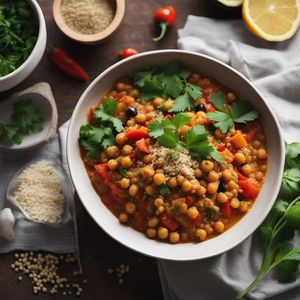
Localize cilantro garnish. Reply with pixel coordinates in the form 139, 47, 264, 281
117, 166, 127, 178
0, 99, 44, 145
133, 62, 202, 112
79, 98, 123, 158
207, 93, 258, 133
149, 113, 221, 162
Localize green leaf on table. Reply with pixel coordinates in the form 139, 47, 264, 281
276, 260, 300, 283
286, 142, 300, 169
280, 168, 300, 199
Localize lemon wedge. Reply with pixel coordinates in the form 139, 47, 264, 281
242, 0, 300, 41
217, 0, 242, 7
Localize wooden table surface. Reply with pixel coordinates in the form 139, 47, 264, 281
0, 1, 240, 299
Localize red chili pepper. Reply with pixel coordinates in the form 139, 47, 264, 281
160, 212, 181, 231
153, 6, 176, 42
221, 201, 231, 218
126, 128, 149, 141
119, 48, 139, 59
49, 46, 89, 81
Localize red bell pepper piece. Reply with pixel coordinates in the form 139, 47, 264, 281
239, 180, 259, 200
186, 197, 194, 208
133, 211, 147, 231
217, 143, 226, 152
221, 201, 231, 218
136, 138, 150, 153
126, 129, 149, 141
245, 129, 256, 142
153, 6, 176, 42
189, 214, 202, 227
160, 212, 181, 231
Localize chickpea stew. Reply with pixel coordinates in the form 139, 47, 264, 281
79, 62, 268, 244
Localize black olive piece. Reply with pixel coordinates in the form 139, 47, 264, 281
195, 103, 205, 112
126, 106, 137, 118
217, 180, 227, 193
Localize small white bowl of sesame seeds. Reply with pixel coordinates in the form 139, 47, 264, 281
52, 0, 125, 45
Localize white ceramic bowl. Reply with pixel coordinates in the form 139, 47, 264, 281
0, 0, 47, 92
67, 50, 285, 261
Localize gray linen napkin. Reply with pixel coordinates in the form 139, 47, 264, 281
158, 16, 300, 300
0, 122, 78, 254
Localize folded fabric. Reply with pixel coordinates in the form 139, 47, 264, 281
158, 16, 300, 300
0, 122, 79, 255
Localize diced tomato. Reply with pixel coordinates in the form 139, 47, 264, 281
221, 201, 231, 218
189, 214, 202, 226
204, 103, 216, 112
234, 167, 247, 181
245, 129, 256, 142
186, 197, 194, 208
160, 212, 181, 231
217, 143, 226, 152
239, 180, 259, 200
87, 106, 94, 124
126, 129, 149, 141
94, 164, 110, 181
136, 138, 150, 153
101, 193, 125, 209
133, 211, 147, 231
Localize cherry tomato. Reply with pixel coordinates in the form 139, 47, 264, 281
119, 48, 138, 59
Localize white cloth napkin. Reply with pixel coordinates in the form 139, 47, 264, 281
158, 16, 300, 300
0, 122, 79, 255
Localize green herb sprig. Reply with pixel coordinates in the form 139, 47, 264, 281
133, 62, 202, 112
207, 93, 258, 133
237, 142, 300, 299
0, 99, 44, 145
79, 98, 123, 158
0, 0, 38, 76
148, 112, 221, 162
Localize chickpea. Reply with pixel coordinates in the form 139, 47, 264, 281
204, 224, 214, 235
227, 92, 236, 102
122, 145, 133, 155
234, 152, 246, 165
163, 100, 173, 111
100, 151, 109, 162
167, 177, 178, 188
194, 168, 203, 178
106, 145, 119, 158
135, 113, 147, 124
146, 112, 156, 121
142, 166, 155, 178
123, 95, 135, 106
158, 227, 169, 239
119, 213, 128, 223
186, 206, 199, 219
177, 175, 185, 186
195, 229, 207, 241
153, 173, 165, 186
207, 182, 219, 194
145, 104, 154, 112
120, 178, 130, 189
131, 178, 138, 184
230, 198, 240, 209
169, 232, 180, 244
120, 156, 132, 169
203, 197, 214, 208
256, 171, 264, 181
145, 185, 155, 196
125, 202, 136, 214
208, 171, 219, 182
128, 184, 139, 196
214, 221, 225, 234
116, 82, 126, 92
107, 159, 118, 171
200, 160, 214, 173
127, 120, 135, 127
148, 217, 159, 228
152, 97, 163, 107
239, 201, 249, 213
179, 125, 190, 135
253, 140, 261, 149
260, 164, 267, 172
115, 133, 127, 145
146, 228, 157, 239
154, 197, 164, 207
196, 185, 206, 197
182, 180, 192, 192
241, 164, 253, 176
156, 206, 165, 215
222, 170, 232, 182
143, 154, 153, 164
216, 192, 228, 204
130, 88, 139, 98
227, 180, 238, 191
180, 232, 189, 242
257, 149, 267, 160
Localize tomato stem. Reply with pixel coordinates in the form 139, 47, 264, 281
153, 22, 168, 42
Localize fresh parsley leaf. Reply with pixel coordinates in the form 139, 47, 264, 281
117, 166, 127, 178
230, 101, 258, 123
158, 128, 180, 149
169, 93, 194, 112
165, 75, 184, 99
185, 82, 202, 100
210, 150, 222, 162
188, 142, 216, 160
206, 111, 233, 133
148, 121, 164, 138
184, 125, 209, 147
171, 113, 192, 129
11, 132, 22, 145
205, 206, 220, 218
102, 137, 115, 149
210, 93, 225, 112
158, 184, 170, 196
79, 139, 100, 158
103, 97, 117, 115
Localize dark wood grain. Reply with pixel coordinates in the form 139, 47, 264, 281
0, 1, 240, 299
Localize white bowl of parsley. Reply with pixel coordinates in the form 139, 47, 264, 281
67, 50, 285, 260
0, 0, 46, 92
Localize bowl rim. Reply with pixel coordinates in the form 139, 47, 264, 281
52, 0, 125, 44
0, 0, 46, 81
67, 49, 285, 261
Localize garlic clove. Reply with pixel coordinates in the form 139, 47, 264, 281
0, 208, 15, 241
